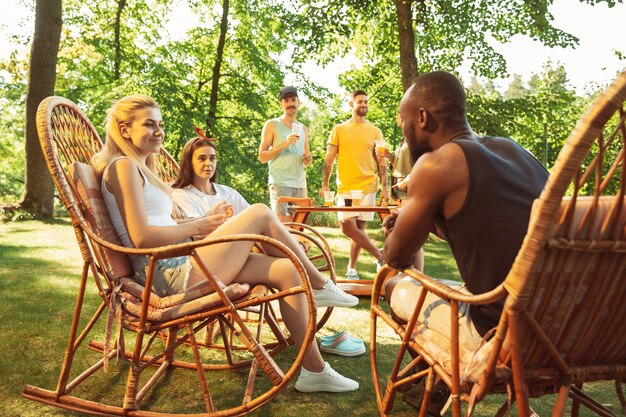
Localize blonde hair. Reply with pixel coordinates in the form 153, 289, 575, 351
92, 94, 171, 196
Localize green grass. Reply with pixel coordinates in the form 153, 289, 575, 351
0, 220, 622, 416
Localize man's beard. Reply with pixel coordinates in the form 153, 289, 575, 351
356, 107, 367, 117
407, 137, 427, 162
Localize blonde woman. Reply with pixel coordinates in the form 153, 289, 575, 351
92, 94, 359, 393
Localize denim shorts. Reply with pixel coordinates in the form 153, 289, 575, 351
130, 254, 192, 297
269, 184, 307, 216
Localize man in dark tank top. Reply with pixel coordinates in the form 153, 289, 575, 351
382, 71, 548, 413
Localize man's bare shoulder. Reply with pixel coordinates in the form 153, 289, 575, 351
262, 119, 276, 129
414, 142, 465, 176
260, 120, 276, 143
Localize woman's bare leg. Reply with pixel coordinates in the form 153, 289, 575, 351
232, 253, 325, 372
189, 204, 329, 289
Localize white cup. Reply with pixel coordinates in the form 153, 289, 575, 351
292, 122, 303, 137
323, 191, 335, 207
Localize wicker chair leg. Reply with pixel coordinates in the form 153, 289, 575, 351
201, 319, 217, 346
243, 303, 267, 404
419, 370, 437, 417
494, 400, 513, 417
570, 382, 582, 417
186, 324, 215, 413
616, 379, 626, 415
56, 262, 92, 397
552, 384, 570, 417
570, 385, 617, 417
509, 312, 532, 417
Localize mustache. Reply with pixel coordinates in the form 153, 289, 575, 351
287, 105, 297, 109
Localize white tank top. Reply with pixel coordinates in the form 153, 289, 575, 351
101, 156, 177, 248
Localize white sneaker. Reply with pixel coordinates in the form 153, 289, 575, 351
313, 280, 359, 307
345, 269, 360, 280
295, 362, 359, 393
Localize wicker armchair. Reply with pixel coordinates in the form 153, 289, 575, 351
370, 71, 626, 417
21, 96, 318, 416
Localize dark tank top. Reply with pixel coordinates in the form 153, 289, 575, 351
435, 137, 548, 336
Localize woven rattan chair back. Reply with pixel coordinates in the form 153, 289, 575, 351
32, 97, 118, 294
490, 73, 626, 410
370, 71, 626, 417
491, 71, 626, 414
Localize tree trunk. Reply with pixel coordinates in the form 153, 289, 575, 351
114, 0, 127, 80
206, 0, 229, 136
21, 0, 62, 218
395, 0, 418, 91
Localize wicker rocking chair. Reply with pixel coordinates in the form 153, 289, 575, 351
22, 96, 320, 416
370, 71, 626, 417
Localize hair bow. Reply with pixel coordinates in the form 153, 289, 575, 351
194, 125, 217, 141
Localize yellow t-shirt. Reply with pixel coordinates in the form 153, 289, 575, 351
328, 120, 383, 194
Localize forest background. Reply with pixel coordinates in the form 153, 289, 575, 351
1, 0, 625, 220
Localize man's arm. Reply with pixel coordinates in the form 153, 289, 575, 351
258, 120, 292, 163
384, 143, 468, 269
302, 125, 312, 167
320, 144, 337, 196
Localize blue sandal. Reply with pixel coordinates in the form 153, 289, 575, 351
319, 332, 366, 357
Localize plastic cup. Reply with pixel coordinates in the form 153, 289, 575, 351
350, 190, 363, 206
292, 122, 303, 137
323, 191, 335, 207
375, 140, 387, 156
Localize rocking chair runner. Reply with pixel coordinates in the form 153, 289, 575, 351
371, 71, 626, 417
22, 96, 319, 416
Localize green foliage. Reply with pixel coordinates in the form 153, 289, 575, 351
294, 0, 581, 81
0, 97, 25, 203
467, 63, 590, 168
0, 0, 622, 207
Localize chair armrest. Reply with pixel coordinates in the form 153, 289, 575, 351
372, 265, 507, 305
402, 268, 507, 305
81, 224, 302, 263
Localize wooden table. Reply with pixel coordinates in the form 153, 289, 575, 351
291, 205, 394, 224
291, 204, 397, 296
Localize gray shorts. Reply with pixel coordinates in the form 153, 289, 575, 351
269, 184, 307, 216
130, 254, 192, 297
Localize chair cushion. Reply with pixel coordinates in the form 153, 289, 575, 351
118, 278, 251, 322
68, 162, 134, 279
412, 326, 499, 384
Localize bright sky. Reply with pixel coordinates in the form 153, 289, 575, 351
2, 0, 625, 95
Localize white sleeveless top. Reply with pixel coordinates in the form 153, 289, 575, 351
101, 157, 177, 248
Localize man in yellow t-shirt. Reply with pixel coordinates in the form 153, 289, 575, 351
320, 90, 388, 280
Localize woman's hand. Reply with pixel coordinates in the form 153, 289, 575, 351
194, 213, 228, 236
209, 200, 233, 219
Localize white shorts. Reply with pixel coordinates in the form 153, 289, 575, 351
337, 191, 377, 222
389, 274, 483, 351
